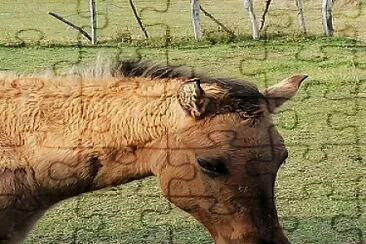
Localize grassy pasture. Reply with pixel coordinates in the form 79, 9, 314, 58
0, 1, 365, 243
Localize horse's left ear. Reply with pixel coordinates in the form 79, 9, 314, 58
263, 74, 308, 113
178, 78, 210, 119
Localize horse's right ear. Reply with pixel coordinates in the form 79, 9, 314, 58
177, 78, 210, 119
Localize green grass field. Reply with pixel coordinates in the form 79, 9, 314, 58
0, 0, 365, 243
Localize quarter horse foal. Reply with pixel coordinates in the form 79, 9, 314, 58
0, 59, 307, 243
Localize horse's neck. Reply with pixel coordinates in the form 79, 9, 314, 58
0, 75, 190, 195
33, 76, 188, 148
29, 126, 168, 202
28, 76, 188, 193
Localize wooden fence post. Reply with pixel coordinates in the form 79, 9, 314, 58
191, 0, 202, 41
243, 0, 260, 40
321, 0, 334, 36
90, 0, 97, 44
295, 0, 307, 33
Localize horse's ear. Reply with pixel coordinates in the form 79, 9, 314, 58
263, 74, 308, 113
178, 78, 210, 119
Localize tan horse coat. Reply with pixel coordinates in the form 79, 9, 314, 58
0, 60, 307, 243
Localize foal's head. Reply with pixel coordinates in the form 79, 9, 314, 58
149, 73, 307, 243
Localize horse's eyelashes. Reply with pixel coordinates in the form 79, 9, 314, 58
197, 156, 228, 177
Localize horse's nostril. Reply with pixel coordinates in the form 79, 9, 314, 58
280, 150, 288, 165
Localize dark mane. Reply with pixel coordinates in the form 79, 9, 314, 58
113, 59, 264, 117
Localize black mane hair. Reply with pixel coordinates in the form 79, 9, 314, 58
113, 59, 264, 117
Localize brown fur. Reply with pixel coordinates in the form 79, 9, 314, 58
0, 59, 307, 243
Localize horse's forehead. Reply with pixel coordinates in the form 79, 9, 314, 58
183, 115, 278, 147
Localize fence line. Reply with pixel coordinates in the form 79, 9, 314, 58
0, 0, 363, 44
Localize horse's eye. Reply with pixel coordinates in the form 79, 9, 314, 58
197, 156, 228, 177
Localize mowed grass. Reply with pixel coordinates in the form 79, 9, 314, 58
0, 0, 365, 243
